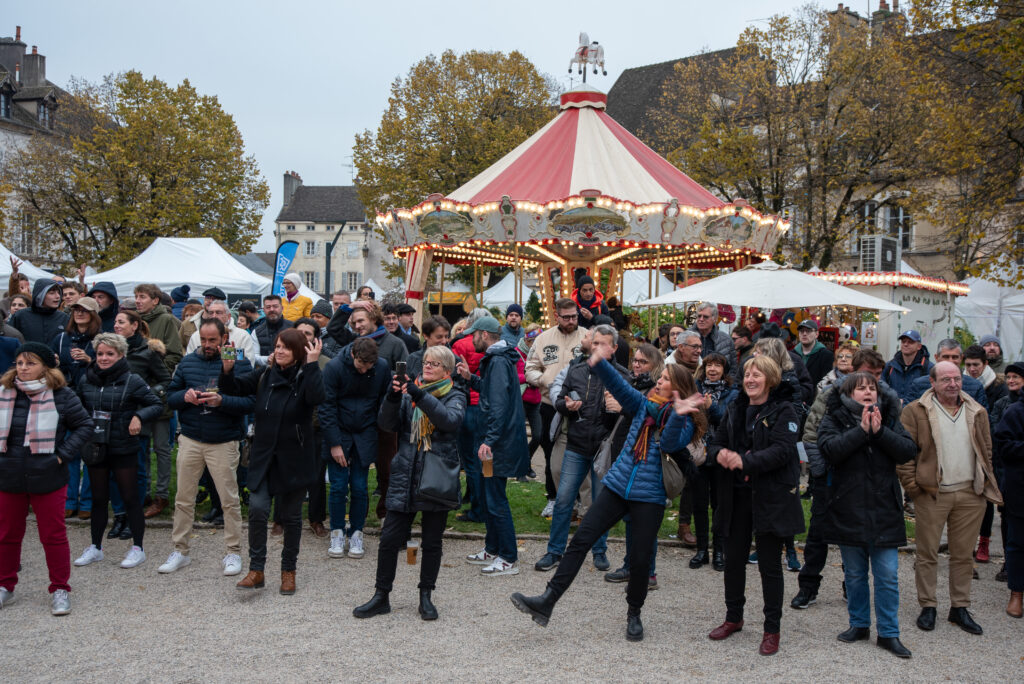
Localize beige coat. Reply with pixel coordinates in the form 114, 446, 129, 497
524, 326, 585, 405
897, 388, 1002, 504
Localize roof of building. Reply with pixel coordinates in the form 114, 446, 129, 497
231, 253, 275, 277
275, 185, 366, 223
12, 84, 56, 101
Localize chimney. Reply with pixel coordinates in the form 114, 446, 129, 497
21, 46, 45, 88
15, 26, 20, 42
31, 45, 37, 54
283, 171, 303, 207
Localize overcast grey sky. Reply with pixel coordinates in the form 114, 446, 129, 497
12, 0, 839, 251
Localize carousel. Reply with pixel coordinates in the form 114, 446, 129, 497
378, 39, 788, 325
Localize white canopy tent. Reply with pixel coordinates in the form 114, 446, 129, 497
482, 272, 535, 310
635, 261, 908, 312
620, 269, 678, 306
955, 276, 1024, 361
0, 241, 57, 289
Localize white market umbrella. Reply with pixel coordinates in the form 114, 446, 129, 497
635, 260, 908, 312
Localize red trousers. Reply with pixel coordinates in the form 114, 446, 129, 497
0, 488, 72, 593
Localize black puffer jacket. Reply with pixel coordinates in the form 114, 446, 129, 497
220, 361, 325, 494
0, 385, 92, 494
708, 388, 805, 538
379, 382, 467, 513
167, 351, 255, 443
817, 389, 917, 547
555, 357, 628, 457
77, 359, 163, 457
8, 278, 69, 345
125, 334, 172, 420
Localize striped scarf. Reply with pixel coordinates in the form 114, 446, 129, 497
410, 377, 454, 451
0, 380, 59, 455
631, 391, 672, 464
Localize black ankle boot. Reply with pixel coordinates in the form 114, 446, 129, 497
689, 548, 710, 569
626, 608, 644, 641
418, 590, 438, 621
353, 591, 391, 619
510, 587, 558, 627
107, 514, 126, 539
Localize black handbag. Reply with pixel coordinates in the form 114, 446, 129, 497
416, 450, 461, 510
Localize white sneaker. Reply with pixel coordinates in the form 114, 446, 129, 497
481, 557, 519, 576
158, 551, 191, 573
466, 549, 497, 565
222, 554, 242, 576
347, 530, 365, 558
541, 500, 555, 517
120, 546, 146, 569
0, 586, 13, 608
328, 529, 346, 558
50, 589, 71, 616
73, 544, 103, 567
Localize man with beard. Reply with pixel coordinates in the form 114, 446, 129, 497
980, 334, 1007, 376
253, 295, 293, 361
501, 304, 525, 346
572, 275, 609, 329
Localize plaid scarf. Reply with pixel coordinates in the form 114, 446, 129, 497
0, 380, 59, 455
632, 391, 672, 464
410, 377, 454, 451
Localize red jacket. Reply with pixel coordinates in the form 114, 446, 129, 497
452, 335, 483, 406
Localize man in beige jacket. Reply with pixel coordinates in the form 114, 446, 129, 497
525, 298, 585, 514
898, 361, 1003, 636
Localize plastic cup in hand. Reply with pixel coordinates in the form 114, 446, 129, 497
482, 454, 493, 478
407, 540, 419, 565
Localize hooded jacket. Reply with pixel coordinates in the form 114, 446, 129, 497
141, 303, 183, 372
8, 279, 70, 344
88, 282, 119, 333
170, 285, 190, 319
883, 347, 933, 404
817, 389, 917, 548
470, 341, 529, 478
51, 328, 97, 389
795, 340, 834, 387
318, 345, 391, 468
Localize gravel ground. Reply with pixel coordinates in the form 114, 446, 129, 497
1, 520, 1020, 682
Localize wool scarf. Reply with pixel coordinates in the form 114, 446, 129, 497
0, 379, 59, 454
363, 326, 389, 341
410, 377, 454, 451
632, 391, 672, 463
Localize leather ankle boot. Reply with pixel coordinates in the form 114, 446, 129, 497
1008, 591, 1023, 619
236, 570, 265, 590
975, 536, 990, 563
510, 587, 559, 627
353, 591, 391, 618
626, 608, 644, 641
107, 514, 126, 539
419, 589, 438, 620
280, 570, 296, 595
678, 523, 697, 548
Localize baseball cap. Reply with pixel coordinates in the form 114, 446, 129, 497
797, 319, 818, 332
70, 296, 100, 314
464, 317, 501, 335
898, 330, 922, 343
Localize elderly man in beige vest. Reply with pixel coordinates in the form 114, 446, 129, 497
898, 361, 1003, 636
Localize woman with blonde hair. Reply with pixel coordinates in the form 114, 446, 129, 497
0, 343, 92, 614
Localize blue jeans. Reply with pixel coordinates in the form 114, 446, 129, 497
840, 544, 900, 638
327, 458, 369, 534
547, 449, 607, 557
481, 475, 517, 562
66, 457, 91, 512
623, 516, 658, 575
456, 405, 484, 521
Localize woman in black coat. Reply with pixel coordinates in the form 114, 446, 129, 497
817, 371, 916, 657
219, 328, 325, 595
707, 355, 804, 656
72, 333, 162, 571
0, 343, 92, 615
354, 344, 466, 622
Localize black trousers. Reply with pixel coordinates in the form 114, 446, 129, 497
307, 460, 327, 524
724, 486, 785, 634
798, 474, 829, 593
548, 487, 664, 612
691, 464, 719, 550
248, 481, 303, 572
539, 403, 558, 500
375, 509, 449, 592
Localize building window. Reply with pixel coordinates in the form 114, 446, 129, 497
0, 92, 10, 119
306, 224, 315, 231
286, 224, 295, 231
346, 241, 360, 259
887, 206, 912, 251
37, 104, 51, 128
849, 201, 879, 253
344, 271, 362, 291
326, 225, 334, 231
304, 240, 319, 257
303, 272, 320, 291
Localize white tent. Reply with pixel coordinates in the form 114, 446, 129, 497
0, 241, 57, 289
482, 272, 535, 310
635, 260, 908, 312
620, 269, 678, 306
955, 276, 1024, 360
88, 237, 273, 299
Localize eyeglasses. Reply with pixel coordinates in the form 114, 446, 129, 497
682, 343, 702, 350
837, 354, 854, 361
422, 360, 443, 369
558, 314, 578, 321
632, 358, 651, 366
696, 313, 714, 320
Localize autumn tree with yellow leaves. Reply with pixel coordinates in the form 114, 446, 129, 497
0, 72, 269, 269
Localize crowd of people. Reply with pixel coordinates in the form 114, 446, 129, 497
0, 263, 1020, 660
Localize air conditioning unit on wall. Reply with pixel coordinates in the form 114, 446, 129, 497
859, 234, 900, 272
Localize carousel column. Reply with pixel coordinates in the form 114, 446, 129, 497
404, 248, 433, 330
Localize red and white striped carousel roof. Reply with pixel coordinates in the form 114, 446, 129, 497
447, 85, 726, 208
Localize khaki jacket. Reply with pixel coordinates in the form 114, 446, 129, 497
524, 326, 585, 405
897, 389, 1002, 504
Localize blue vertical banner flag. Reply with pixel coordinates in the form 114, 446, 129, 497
272, 240, 299, 297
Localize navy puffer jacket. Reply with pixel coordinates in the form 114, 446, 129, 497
167, 351, 254, 443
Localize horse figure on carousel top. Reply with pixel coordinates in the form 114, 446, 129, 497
569, 32, 607, 82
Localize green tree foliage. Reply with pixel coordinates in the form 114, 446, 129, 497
352, 50, 558, 214
0, 72, 269, 268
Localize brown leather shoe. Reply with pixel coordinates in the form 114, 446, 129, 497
1008, 591, 1023, 619
678, 523, 697, 548
709, 620, 744, 640
77, 511, 91, 520
280, 570, 296, 595
144, 497, 169, 519
759, 632, 780, 656
236, 570, 265, 590
271, 523, 284, 537
310, 521, 328, 538
64, 509, 76, 519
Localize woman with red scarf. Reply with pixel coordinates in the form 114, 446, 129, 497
572, 275, 609, 329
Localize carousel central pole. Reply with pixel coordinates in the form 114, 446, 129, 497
439, 259, 445, 316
